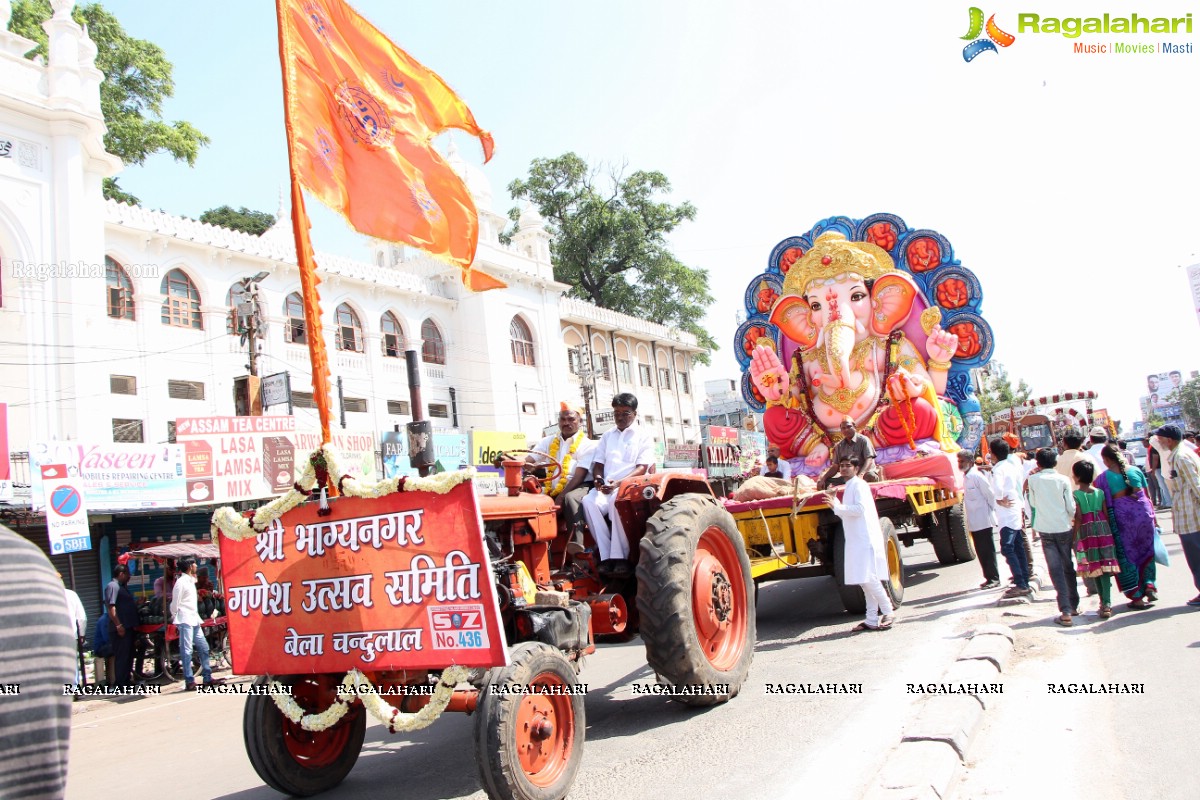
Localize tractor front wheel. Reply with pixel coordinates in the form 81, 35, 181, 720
637, 494, 755, 706
243, 674, 366, 797
474, 642, 584, 800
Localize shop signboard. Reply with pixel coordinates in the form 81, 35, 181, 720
261, 371, 292, 410
470, 431, 527, 466
218, 480, 507, 674
40, 464, 91, 555
30, 442, 185, 511
707, 426, 739, 446
293, 429, 378, 482
664, 444, 701, 468
702, 428, 741, 478
381, 431, 469, 478
176, 416, 297, 506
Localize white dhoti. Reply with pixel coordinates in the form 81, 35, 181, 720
582, 488, 629, 560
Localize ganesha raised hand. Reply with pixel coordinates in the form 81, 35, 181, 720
924, 325, 959, 368
750, 344, 789, 402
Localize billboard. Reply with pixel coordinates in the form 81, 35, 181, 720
381, 431, 469, 478
30, 442, 186, 511
176, 416, 298, 506
0, 403, 10, 503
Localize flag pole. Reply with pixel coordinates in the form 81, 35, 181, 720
276, 0, 333, 447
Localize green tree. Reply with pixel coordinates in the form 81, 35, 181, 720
977, 361, 1033, 424
200, 206, 276, 237
8, 0, 209, 203
507, 153, 717, 363
1176, 376, 1200, 430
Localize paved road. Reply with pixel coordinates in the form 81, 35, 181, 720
66, 535, 1016, 800
952, 509, 1200, 800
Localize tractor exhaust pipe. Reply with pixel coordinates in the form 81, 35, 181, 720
588, 593, 628, 635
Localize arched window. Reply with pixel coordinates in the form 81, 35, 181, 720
381, 312, 403, 358
106, 256, 135, 320
160, 268, 202, 329
284, 293, 306, 344
421, 318, 445, 365
335, 303, 363, 352
510, 316, 536, 366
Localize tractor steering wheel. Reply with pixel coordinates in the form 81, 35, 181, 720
497, 449, 564, 487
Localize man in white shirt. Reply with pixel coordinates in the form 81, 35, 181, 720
1085, 426, 1109, 463
958, 452, 1000, 589
582, 393, 656, 569
989, 439, 1031, 596
530, 403, 597, 542
171, 557, 221, 690
760, 444, 792, 480
60, 572, 87, 685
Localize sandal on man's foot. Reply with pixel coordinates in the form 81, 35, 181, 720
851, 622, 880, 632
878, 615, 895, 629
1054, 614, 1073, 627
1099, 605, 1113, 619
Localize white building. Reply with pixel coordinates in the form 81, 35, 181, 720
0, 0, 703, 469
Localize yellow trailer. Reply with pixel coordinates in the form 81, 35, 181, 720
725, 480, 971, 613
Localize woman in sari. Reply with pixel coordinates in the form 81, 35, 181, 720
1095, 443, 1158, 609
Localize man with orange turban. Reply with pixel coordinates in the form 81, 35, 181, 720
530, 402, 596, 541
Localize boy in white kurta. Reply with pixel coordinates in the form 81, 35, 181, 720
826, 457, 895, 631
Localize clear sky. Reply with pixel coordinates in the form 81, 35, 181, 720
95, 0, 1200, 430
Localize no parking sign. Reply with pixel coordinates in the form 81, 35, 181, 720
40, 464, 92, 555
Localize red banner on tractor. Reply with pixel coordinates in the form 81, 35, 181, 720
218, 481, 507, 674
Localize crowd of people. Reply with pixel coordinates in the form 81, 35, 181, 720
960, 424, 1200, 625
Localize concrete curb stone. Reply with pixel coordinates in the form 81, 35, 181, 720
866, 622, 1016, 799
939, 658, 1004, 710
957, 633, 1013, 672
901, 694, 984, 760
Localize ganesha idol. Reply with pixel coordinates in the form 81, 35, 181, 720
749, 231, 965, 479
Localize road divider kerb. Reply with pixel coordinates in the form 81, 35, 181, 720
864, 622, 1015, 800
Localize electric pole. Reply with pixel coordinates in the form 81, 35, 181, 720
233, 272, 269, 416
575, 343, 595, 438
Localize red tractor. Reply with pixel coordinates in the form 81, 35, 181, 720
241, 453, 755, 800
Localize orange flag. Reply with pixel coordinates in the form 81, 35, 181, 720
277, 0, 504, 291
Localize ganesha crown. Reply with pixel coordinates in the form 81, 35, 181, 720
784, 232, 896, 297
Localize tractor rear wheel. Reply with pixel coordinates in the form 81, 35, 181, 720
945, 503, 977, 563
474, 642, 584, 800
243, 674, 365, 797
833, 518, 905, 613
926, 509, 957, 565
636, 494, 755, 707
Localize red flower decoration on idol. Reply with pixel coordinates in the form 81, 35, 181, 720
949, 322, 981, 358
935, 277, 968, 308
779, 247, 804, 274
866, 222, 897, 251
742, 325, 767, 356
906, 238, 941, 273
756, 285, 779, 313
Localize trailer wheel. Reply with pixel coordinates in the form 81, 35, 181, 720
636, 494, 755, 706
926, 509, 957, 565
243, 674, 365, 797
834, 519, 905, 613
945, 503, 977, 563
474, 642, 584, 800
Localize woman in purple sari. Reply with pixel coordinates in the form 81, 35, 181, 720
1095, 444, 1157, 609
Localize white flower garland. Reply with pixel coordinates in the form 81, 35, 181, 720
210, 444, 475, 544
270, 666, 471, 733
